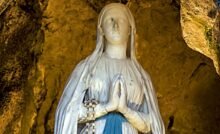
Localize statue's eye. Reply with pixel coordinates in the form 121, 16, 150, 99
105, 18, 113, 24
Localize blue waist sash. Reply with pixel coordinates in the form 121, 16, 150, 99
97, 112, 127, 134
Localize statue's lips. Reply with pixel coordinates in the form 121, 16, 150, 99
110, 31, 121, 38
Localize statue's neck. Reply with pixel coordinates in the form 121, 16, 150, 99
104, 42, 127, 60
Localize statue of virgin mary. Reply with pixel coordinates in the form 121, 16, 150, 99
54, 3, 165, 134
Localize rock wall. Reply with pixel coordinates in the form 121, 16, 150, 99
0, 0, 43, 133
180, 0, 220, 75
0, 0, 220, 134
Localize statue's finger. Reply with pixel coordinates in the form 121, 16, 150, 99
119, 80, 127, 96
112, 82, 120, 96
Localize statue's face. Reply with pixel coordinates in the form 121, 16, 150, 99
101, 8, 130, 45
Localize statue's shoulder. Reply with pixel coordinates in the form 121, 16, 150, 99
73, 59, 87, 72
75, 59, 86, 68
64, 60, 86, 84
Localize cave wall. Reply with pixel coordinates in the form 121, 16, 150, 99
0, 0, 43, 133
180, 0, 220, 75
0, 0, 220, 134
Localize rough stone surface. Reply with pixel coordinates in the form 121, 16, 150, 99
0, 0, 220, 134
0, 0, 43, 133
180, 0, 220, 75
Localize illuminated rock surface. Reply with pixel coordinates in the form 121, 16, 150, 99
180, 0, 220, 75
0, 0, 219, 134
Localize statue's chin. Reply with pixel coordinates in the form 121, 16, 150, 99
108, 39, 124, 45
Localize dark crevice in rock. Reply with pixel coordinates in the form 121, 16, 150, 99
17, 0, 42, 18
190, 62, 207, 79
167, 115, 174, 130
208, 8, 217, 18
120, 0, 128, 4
44, 73, 62, 134
44, 96, 57, 134
19, 4, 36, 15
170, 0, 180, 10
87, 0, 128, 12
0, 91, 10, 111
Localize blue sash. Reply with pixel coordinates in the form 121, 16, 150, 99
97, 112, 127, 134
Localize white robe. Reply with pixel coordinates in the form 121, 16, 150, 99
78, 54, 150, 134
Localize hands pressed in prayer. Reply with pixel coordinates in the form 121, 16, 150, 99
105, 75, 121, 112
105, 74, 128, 115
117, 76, 128, 114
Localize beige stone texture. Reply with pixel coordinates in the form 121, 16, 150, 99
180, 0, 220, 75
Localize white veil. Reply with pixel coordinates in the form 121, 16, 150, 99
54, 3, 165, 134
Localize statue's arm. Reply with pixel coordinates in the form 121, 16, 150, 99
122, 97, 151, 133
78, 74, 122, 123
78, 103, 109, 123
117, 78, 151, 133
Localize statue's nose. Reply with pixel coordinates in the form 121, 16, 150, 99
113, 19, 119, 30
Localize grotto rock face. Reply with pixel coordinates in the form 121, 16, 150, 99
0, 0, 220, 134
180, 0, 220, 75
0, 0, 43, 133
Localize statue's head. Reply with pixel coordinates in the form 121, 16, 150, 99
100, 4, 130, 45
97, 3, 136, 51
